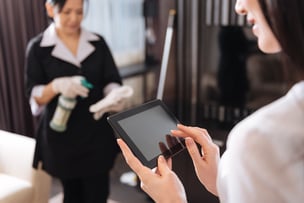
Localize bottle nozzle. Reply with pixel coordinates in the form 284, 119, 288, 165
81, 79, 94, 89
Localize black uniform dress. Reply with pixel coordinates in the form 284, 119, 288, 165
25, 26, 121, 201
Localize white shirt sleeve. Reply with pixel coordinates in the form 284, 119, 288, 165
217, 128, 282, 203
29, 85, 46, 116
217, 86, 304, 203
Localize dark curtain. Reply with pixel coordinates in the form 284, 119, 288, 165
175, 0, 203, 124
0, 0, 48, 136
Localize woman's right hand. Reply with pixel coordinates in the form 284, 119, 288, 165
52, 76, 89, 98
117, 139, 188, 203
171, 124, 220, 196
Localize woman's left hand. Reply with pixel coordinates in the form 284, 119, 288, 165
117, 139, 187, 203
171, 124, 220, 196
89, 85, 133, 120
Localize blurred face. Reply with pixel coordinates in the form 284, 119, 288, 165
47, 0, 84, 36
235, 0, 281, 53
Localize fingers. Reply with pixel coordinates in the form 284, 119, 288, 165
89, 100, 105, 112
171, 124, 211, 147
117, 139, 152, 180
72, 84, 89, 97
70, 76, 89, 97
105, 86, 133, 104
171, 124, 218, 164
109, 100, 126, 112
117, 139, 173, 181
89, 102, 124, 120
52, 76, 91, 98
156, 155, 171, 176
117, 139, 143, 173
93, 110, 106, 120
179, 124, 211, 140
185, 137, 204, 166
191, 127, 212, 141
111, 86, 134, 98
89, 97, 125, 113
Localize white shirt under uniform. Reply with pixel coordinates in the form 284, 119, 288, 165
217, 81, 304, 203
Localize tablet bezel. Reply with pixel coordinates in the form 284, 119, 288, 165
107, 99, 185, 168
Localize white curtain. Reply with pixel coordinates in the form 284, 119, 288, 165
82, 0, 145, 67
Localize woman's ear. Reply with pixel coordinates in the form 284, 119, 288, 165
45, 2, 54, 18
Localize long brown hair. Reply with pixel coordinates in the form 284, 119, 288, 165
258, 0, 304, 80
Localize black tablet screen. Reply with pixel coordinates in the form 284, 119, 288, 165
117, 105, 178, 161
108, 99, 186, 168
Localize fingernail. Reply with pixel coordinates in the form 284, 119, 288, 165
185, 137, 194, 145
159, 155, 165, 163
177, 124, 183, 128
177, 124, 186, 128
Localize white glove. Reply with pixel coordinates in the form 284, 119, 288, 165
89, 85, 134, 120
52, 76, 90, 98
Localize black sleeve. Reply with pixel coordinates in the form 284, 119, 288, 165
24, 36, 47, 98
99, 37, 123, 86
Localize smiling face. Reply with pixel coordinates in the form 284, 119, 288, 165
46, 0, 84, 36
235, 0, 281, 53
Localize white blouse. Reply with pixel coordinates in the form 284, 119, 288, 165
217, 81, 304, 203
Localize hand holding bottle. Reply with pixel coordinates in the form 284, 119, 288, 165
52, 76, 90, 98
50, 76, 93, 132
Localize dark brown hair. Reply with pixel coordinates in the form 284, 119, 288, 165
47, 0, 67, 12
47, 0, 88, 13
258, 0, 304, 79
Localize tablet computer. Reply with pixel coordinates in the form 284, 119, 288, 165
107, 99, 186, 168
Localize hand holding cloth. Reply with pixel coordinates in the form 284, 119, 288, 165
89, 85, 134, 120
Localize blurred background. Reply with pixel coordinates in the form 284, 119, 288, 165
0, 0, 294, 202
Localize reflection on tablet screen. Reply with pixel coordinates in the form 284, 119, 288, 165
117, 105, 183, 161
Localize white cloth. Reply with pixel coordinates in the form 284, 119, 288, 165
217, 81, 304, 203
89, 85, 134, 120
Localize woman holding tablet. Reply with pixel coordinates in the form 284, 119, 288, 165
117, 0, 304, 202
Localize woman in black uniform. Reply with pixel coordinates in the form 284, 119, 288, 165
25, 0, 127, 202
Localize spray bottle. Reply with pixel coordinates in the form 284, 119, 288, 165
50, 78, 93, 132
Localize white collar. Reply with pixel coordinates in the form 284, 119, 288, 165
40, 23, 99, 67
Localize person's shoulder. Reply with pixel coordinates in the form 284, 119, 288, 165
26, 33, 44, 51
92, 35, 109, 48
227, 90, 302, 149
83, 29, 108, 47
236, 84, 302, 133
225, 86, 304, 180
228, 98, 281, 141
25, 33, 44, 55
28, 33, 44, 46
81, 28, 103, 41
91, 32, 105, 42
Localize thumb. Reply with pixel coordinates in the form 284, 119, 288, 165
157, 155, 171, 176
89, 100, 105, 112
89, 102, 99, 112
93, 110, 106, 120
89, 98, 112, 112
